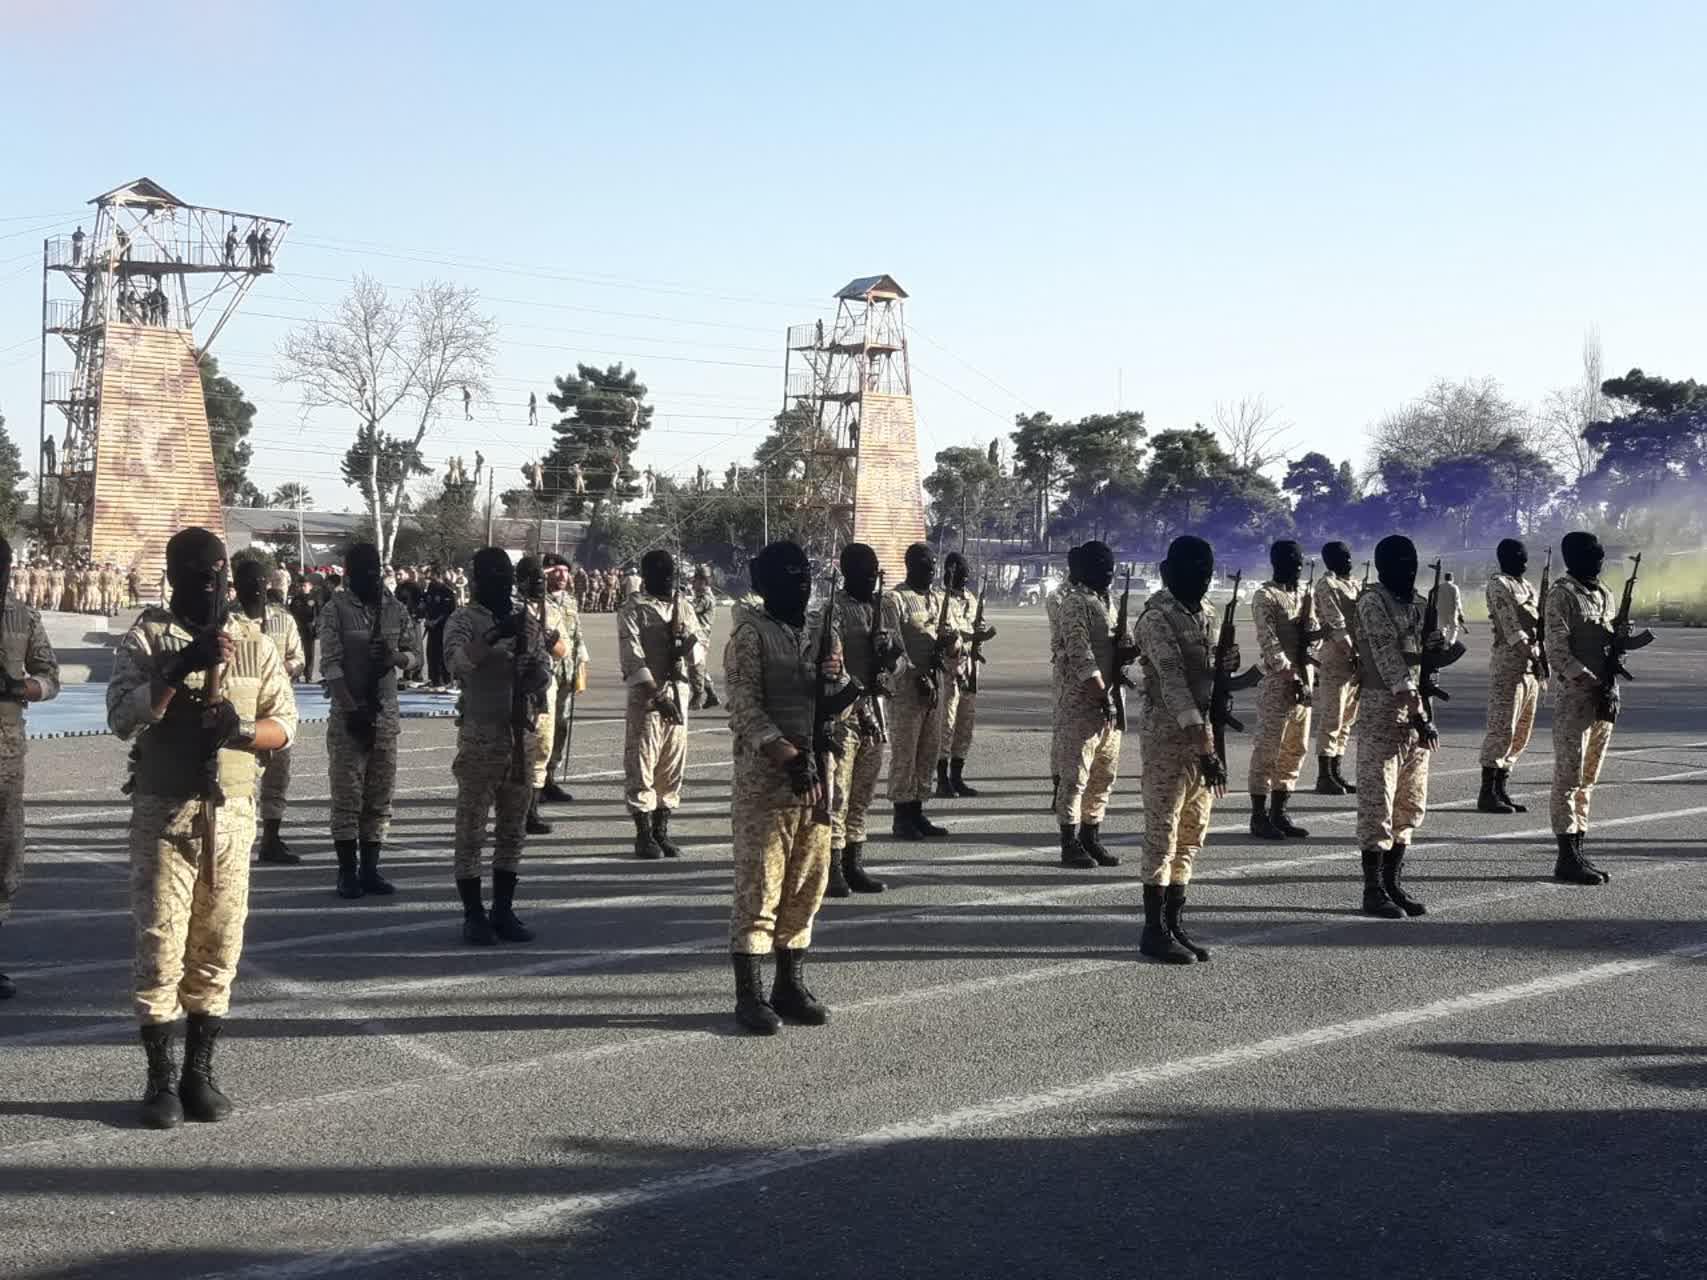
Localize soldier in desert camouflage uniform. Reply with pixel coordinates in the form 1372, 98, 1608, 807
823, 542, 890, 899
0, 536, 61, 1000
538, 553, 590, 807
1478, 538, 1543, 817
933, 551, 996, 799
445, 548, 556, 945
883, 542, 957, 840
1248, 540, 1314, 839
319, 543, 418, 899
1042, 550, 1077, 813
515, 556, 572, 834
1353, 535, 1441, 920
1051, 540, 1133, 870
1311, 541, 1361, 796
234, 560, 306, 865
687, 563, 721, 710
723, 541, 850, 1035
107, 527, 298, 1129
1134, 536, 1239, 964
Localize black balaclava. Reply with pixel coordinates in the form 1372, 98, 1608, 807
943, 551, 969, 594
1561, 531, 1604, 585
0, 535, 11, 605
641, 549, 675, 599
1161, 535, 1215, 608
1374, 534, 1419, 598
1080, 540, 1116, 596
751, 540, 811, 628
1496, 538, 1528, 578
516, 555, 544, 602
1322, 541, 1353, 578
903, 542, 934, 592
1270, 539, 1304, 588
346, 542, 383, 607
235, 560, 267, 621
471, 547, 515, 618
166, 527, 227, 627
1065, 543, 1087, 587
840, 542, 879, 604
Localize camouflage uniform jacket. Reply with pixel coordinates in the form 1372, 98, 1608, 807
879, 584, 946, 679
0, 595, 61, 736
545, 589, 590, 677
1313, 573, 1360, 654
260, 602, 305, 680
318, 588, 419, 718
1545, 573, 1612, 686
445, 602, 551, 738
617, 591, 706, 692
724, 605, 849, 793
943, 588, 977, 683
1055, 582, 1127, 690
1355, 585, 1425, 695
1486, 572, 1539, 656
1136, 588, 1214, 729
1251, 581, 1308, 676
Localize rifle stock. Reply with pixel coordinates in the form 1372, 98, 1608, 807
199, 573, 230, 890
1532, 549, 1552, 682
966, 576, 989, 695
1210, 571, 1261, 782
1594, 552, 1655, 724
1415, 560, 1466, 745
1109, 569, 1132, 732
1290, 559, 1327, 706
925, 579, 953, 709
810, 571, 840, 827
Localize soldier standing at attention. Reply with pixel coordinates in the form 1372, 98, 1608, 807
0, 536, 61, 1000
1248, 539, 1314, 839
445, 548, 555, 944
1311, 540, 1361, 795
107, 528, 297, 1128
539, 553, 589, 805
824, 542, 890, 898
934, 551, 996, 799
687, 564, 721, 710
319, 543, 418, 900
1546, 531, 1624, 886
1134, 536, 1236, 964
1051, 540, 1131, 869
234, 561, 306, 865
723, 541, 849, 1035
883, 542, 956, 840
619, 550, 706, 860
1353, 535, 1439, 920
515, 557, 571, 835
1042, 550, 1079, 813
1478, 538, 1542, 816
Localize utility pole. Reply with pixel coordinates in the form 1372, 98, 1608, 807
296, 486, 306, 569
761, 465, 769, 545
485, 471, 495, 545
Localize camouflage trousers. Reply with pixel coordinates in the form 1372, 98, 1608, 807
1248, 673, 1311, 794
1312, 652, 1360, 757
1140, 716, 1213, 886
625, 686, 687, 813
130, 792, 256, 1024
937, 677, 977, 761
1551, 686, 1612, 835
545, 672, 575, 782
1053, 689, 1119, 826
529, 683, 558, 790
258, 746, 291, 824
0, 729, 25, 923
830, 728, 885, 850
327, 715, 399, 843
689, 662, 718, 706
886, 678, 942, 804
453, 728, 532, 879
1354, 691, 1431, 850
730, 755, 831, 954
1479, 649, 1539, 770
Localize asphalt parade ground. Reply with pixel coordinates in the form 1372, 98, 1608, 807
1, 609, 1703, 1279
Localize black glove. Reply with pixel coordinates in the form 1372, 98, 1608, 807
1199, 752, 1228, 791
785, 744, 819, 797
651, 690, 683, 725
202, 700, 256, 750
518, 655, 553, 698
159, 630, 223, 686
0, 668, 27, 703
974, 624, 998, 643
1099, 690, 1118, 723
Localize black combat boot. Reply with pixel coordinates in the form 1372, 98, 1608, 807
1495, 768, 1527, 813
138, 1023, 184, 1130
891, 801, 924, 841
825, 846, 851, 898
914, 805, 950, 838
1314, 754, 1348, 795
1249, 794, 1285, 840
651, 808, 682, 858
1361, 849, 1405, 918
1576, 833, 1611, 884
1477, 767, 1514, 814
1079, 822, 1120, 867
179, 1013, 234, 1123
843, 842, 886, 893
489, 869, 534, 942
457, 877, 497, 945
732, 952, 781, 1035
949, 758, 979, 797
1553, 833, 1605, 886
935, 759, 954, 799
1163, 883, 1210, 961
703, 686, 720, 709
1139, 884, 1196, 964
256, 820, 300, 865
1060, 824, 1096, 869
1332, 757, 1356, 794
334, 839, 363, 899
358, 841, 395, 895
539, 780, 573, 804
526, 791, 553, 835
1269, 790, 1309, 838
1380, 844, 1426, 916
633, 812, 665, 860
769, 946, 829, 1025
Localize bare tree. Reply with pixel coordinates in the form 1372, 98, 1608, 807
1370, 375, 1536, 466
1213, 394, 1293, 472
278, 274, 496, 562
1534, 328, 1609, 484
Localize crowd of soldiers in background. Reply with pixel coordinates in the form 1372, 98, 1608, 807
13, 557, 144, 615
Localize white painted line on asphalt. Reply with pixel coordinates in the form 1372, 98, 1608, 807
244, 961, 466, 1073
197, 934, 1707, 1280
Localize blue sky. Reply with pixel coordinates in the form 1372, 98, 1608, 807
2, 0, 1703, 511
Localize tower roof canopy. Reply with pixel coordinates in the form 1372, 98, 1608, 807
91, 178, 186, 209
836, 274, 908, 301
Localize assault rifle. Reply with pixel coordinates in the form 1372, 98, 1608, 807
1107, 569, 1133, 731
199, 564, 231, 890
867, 568, 892, 741
1289, 559, 1327, 706
1413, 560, 1468, 748
1530, 549, 1552, 682
923, 580, 954, 709
965, 576, 990, 695
1207, 570, 1262, 790
508, 596, 544, 784
1586, 553, 1655, 724
1362, 560, 1371, 586
663, 590, 691, 724
808, 570, 841, 827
